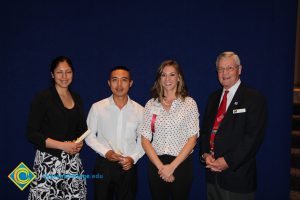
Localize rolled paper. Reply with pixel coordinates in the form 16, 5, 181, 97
75, 130, 91, 143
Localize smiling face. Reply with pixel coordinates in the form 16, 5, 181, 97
51, 61, 73, 89
217, 56, 241, 90
160, 65, 179, 94
108, 69, 133, 98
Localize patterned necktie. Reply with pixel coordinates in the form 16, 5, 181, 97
209, 90, 229, 156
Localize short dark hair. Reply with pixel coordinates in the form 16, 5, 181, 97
110, 66, 131, 80
50, 56, 73, 73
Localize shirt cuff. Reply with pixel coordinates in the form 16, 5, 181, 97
100, 147, 111, 158
141, 132, 152, 141
129, 153, 140, 164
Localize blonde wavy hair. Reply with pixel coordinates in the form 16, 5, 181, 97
151, 60, 188, 102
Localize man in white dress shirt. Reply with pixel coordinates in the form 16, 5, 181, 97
85, 66, 144, 200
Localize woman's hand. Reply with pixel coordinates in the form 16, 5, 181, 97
164, 174, 175, 182
62, 141, 82, 155
46, 138, 81, 154
158, 164, 176, 182
75, 141, 84, 152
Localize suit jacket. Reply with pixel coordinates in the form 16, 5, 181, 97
27, 87, 87, 157
200, 83, 267, 193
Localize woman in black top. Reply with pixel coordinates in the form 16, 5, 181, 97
27, 56, 87, 200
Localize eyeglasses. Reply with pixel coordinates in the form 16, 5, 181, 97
216, 65, 239, 73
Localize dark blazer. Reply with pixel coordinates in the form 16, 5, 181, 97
200, 83, 267, 193
27, 87, 87, 157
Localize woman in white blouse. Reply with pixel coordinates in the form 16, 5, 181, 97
138, 60, 200, 200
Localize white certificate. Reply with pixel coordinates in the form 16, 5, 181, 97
75, 129, 91, 143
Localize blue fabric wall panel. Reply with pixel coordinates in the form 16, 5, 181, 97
0, 0, 296, 199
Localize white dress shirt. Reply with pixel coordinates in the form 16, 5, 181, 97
85, 95, 144, 164
137, 97, 199, 156
219, 79, 241, 110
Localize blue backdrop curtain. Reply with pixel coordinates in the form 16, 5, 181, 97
0, 0, 297, 199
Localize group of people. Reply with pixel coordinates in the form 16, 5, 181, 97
26, 51, 267, 200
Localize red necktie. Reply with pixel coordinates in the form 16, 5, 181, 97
209, 90, 229, 156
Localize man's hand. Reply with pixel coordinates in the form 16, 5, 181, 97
203, 153, 215, 165
118, 156, 134, 171
206, 157, 229, 172
105, 150, 123, 162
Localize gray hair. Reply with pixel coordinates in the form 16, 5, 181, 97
216, 51, 241, 66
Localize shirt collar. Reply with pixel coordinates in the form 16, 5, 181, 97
223, 79, 241, 94
108, 95, 133, 109
155, 97, 183, 110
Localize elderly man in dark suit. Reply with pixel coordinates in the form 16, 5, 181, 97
200, 51, 267, 200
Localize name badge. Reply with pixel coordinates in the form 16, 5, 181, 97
233, 108, 246, 114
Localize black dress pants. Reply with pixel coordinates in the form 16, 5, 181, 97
93, 155, 137, 200
148, 154, 194, 200
207, 175, 255, 200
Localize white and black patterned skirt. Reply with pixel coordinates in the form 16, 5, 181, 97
28, 150, 87, 200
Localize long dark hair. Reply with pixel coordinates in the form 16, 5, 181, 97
50, 56, 74, 85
